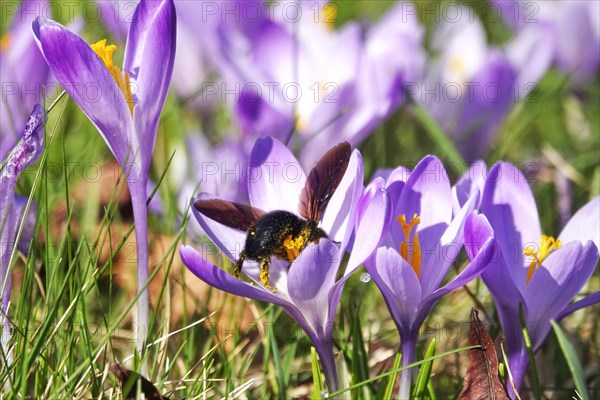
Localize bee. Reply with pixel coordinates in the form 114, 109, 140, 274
194, 142, 352, 292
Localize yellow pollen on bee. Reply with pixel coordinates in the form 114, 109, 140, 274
90, 39, 133, 116
283, 234, 307, 262
524, 235, 562, 284
398, 214, 422, 277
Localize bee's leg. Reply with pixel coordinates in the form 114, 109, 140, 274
233, 251, 246, 279
259, 258, 277, 293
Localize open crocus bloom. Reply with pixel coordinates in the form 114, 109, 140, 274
1, 104, 45, 361
33, 0, 176, 370
363, 156, 496, 399
180, 137, 388, 391
465, 161, 599, 397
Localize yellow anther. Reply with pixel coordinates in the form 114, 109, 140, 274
323, 3, 337, 30
91, 39, 134, 116
0, 33, 10, 53
397, 214, 422, 277
524, 235, 562, 284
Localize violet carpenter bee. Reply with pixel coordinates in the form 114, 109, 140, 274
194, 142, 351, 292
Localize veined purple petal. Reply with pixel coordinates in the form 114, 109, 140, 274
559, 196, 600, 249
481, 162, 541, 295
125, 0, 176, 171
248, 137, 306, 213
345, 178, 391, 277
33, 18, 136, 167
321, 150, 363, 248
191, 192, 247, 262
365, 246, 421, 333
525, 240, 599, 349
180, 245, 284, 306
287, 240, 341, 335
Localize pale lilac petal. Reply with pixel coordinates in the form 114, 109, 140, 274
345, 179, 391, 277
420, 193, 479, 298
33, 18, 136, 167
385, 165, 410, 203
452, 160, 487, 215
365, 247, 421, 332
190, 192, 247, 262
481, 162, 541, 295
125, 0, 176, 170
287, 240, 341, 332
180, 245, 283, 305
525, 241, 599, 349
321, 149, 363, 248
559, 196, 600, 249
247, 137, 306, 213
418, 214, 498, 327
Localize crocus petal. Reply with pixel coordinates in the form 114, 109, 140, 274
452, 160, 487, 215
525, 241, 599, 349
247, 137, 306, 213
345, 178, 391, 277
33, 18, 136, 167
365, 247, 421, 333
557, 291, 600, 321
190, 192, 247, 262
287, 240, 341, 334
321, 149, 363, 248
417, 212, 498, 327
559, 196, 600, 249
481, 162, 541, 295
124, 0, 176, 170
420, 192, 479, 298
180, 245, 283, 306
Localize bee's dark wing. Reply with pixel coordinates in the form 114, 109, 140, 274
298, 142, 351, 221
194, 199, 266, 232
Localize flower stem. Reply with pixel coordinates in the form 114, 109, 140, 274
398, 334, 417, 400
314, 340, 339, 393
129, 181, 149, 377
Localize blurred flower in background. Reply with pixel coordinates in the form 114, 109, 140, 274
418, 3, 553, 161
492, 0, 600, 84
1, 0, 50, 160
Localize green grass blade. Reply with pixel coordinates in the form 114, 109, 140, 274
377, 352, 401, 400
551, 321, 589, 400
412, 338, 436, 398
520, 304, 542, 400
311, 347, 325, 400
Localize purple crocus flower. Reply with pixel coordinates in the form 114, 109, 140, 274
1, 0, 50, 160
363, 156, 497, 399
33, 0, 176, 369
419, 4, 553, 161
465, 162, 599, 397
180, 137, 387, 391
492, 0, 600, 84
1, 104, 44, 360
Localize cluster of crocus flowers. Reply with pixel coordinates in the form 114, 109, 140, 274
180, 137, 389, 391
464, 162, 599, 397
360, 156, 497, 398
33, 0, 176, 372
1, 104, 45, 362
